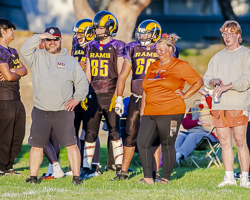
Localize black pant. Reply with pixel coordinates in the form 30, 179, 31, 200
74, 103, 85, 137
137, 114, 184, 179
0, 100, 25, 171
85, 93, 120, 143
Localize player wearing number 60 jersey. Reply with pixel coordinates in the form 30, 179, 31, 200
82, 11, 125, 179
112, 20, 179, 181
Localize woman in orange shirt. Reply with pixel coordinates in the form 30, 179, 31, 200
137, 34, 203, 184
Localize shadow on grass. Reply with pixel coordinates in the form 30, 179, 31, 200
15, 144, 31, 164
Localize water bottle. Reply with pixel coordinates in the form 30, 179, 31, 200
214, 84, 220, 103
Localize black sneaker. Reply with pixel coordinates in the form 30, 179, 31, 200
153, 171, 161, 182
5, 169, 20, 175
105, 165, 116, 171
116, 164, 122, 174
234, 172, 250, 180
88, 164, 102, 178
80, 168, 89, 180
109, 170, 128, 181
26, 176, 38, 184
72, 176, 82, 185
0, 171, 5, 176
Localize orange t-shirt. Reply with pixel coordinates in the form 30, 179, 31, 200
142, 57, 201, 115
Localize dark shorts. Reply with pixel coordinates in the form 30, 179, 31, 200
123, 95, 160, 147
28, 107, 77, 148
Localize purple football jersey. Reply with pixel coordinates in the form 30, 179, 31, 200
72, 44, 87, 63
124, 41, 158, 95
0, 45, 20, 100
86, 39, 125, 93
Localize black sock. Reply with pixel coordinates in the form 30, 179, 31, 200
83, 167, 90, 173
73, 176, 80, 180
91, 164, 97, 170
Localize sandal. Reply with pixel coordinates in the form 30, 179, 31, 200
159, 178, 170, 184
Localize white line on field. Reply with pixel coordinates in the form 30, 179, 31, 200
1, 187, 68, 198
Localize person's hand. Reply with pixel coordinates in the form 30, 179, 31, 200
79, 61, 86, 71
64, 98, 79, 111
0, 72, 5, 81
40, 33, 56, 40
213, 85, 230, 97
209, 78, 222, 87
115, 96, 124, 117
201, 120, 210, 127
175, 89, 186, 99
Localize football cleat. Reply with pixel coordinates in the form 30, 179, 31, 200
26, 176, 38, 184
88, 164, 102, 178
109, 170, 128, 181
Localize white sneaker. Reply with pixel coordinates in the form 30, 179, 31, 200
52, 162, 64, 178
240, 175, 250, 188
218, 175, 237, 187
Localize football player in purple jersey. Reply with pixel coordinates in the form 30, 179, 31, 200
0, 19, 28, 175
68, 19, 102, 177
81, 11, 125, 179
112, 20, 179, 181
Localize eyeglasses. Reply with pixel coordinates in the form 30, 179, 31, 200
222, 32, 236, 37
46, 37, 60, 41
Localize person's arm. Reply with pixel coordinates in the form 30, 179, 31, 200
10, 61, 28, 77
116, 59, 132, 96
175, 78, 203, 99
64, 60, 89, 111
20, 33, 55, 68
181, 109, 199, 130
0, 63, 20, 81
85, 58, 91, 83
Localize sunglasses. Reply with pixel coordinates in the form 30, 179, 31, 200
46, 37, 60, 41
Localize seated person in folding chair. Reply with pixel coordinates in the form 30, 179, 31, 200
175, 88, 218, 165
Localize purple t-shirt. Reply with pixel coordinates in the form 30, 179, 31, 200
86, 39, 125, 93
0, 45, 20, 100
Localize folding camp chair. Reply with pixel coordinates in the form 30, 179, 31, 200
186, 127, 222, 169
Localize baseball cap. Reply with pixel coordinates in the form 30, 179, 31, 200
44, 27, 61, 37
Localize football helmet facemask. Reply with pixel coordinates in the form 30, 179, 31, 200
135, 20, 161, 46
73, 19, 95, 46
92, 10, 118, 41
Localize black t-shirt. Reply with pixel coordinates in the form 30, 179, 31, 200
0, 45, 20, 100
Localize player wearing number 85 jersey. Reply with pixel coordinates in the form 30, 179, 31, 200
112, 20, 179, 181
82, 11, 125, 179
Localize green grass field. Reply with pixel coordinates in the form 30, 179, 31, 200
1, 145, 250, 200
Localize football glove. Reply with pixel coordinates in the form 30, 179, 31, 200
115, 96, 124, 117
